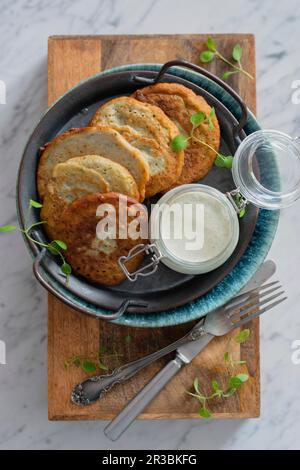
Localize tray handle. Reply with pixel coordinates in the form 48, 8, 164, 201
133, 59, 248, 138
32, 246, 147, 321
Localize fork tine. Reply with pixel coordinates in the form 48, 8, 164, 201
231, 290, 285, 323
241, 290, 285, 317
233, 296, 287, 328
225, 281, 280, 309
228, 284, 283, 317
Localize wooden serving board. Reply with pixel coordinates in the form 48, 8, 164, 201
48, 34, 259, 420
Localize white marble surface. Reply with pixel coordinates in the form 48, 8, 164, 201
0, 0, 300, 450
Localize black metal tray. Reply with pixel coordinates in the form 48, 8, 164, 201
17, 61, 258, 318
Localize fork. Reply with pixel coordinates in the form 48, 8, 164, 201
104, 282, 286, 440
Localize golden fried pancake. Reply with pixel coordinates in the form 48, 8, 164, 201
52, 160, 109, 203
133, 83, 220, 187
37, 126, 149, 200
40, 161, 109, 239
40, 185, 67, 241
65, 155, 139, 200
90, 97, 184, 197
55, 192, 148, 286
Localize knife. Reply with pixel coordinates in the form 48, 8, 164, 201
104, 260, 276, 441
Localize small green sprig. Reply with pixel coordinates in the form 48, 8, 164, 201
65, 342, 128, 374
187, 328, 250, 418
214, 154, 234, 169
171, 110, 234, 170
64, 356, 108, 373
65, 333, 136, 376
224, 329, 250, 367
235, 328, 251, 344
0, 199, 71, 279
224, 351, 247, 368
187, 373, 249, 418
200, 37, 254, 81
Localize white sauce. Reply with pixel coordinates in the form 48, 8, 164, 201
159, 190, 232, 263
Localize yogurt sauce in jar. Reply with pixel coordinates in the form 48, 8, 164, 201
151, 184, 239, 274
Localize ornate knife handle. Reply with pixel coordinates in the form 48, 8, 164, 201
71, 325, 205, 406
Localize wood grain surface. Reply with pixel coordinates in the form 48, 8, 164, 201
48, 34, 259, 420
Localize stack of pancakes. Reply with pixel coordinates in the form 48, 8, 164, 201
38, 83, 220, 285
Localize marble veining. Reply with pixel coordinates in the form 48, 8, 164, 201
0, 0, 300, 450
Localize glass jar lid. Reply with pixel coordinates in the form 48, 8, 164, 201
232, 130, 300, 209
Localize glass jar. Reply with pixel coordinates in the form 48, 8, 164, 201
119, 130, 300, 281
149, 184, 239, 275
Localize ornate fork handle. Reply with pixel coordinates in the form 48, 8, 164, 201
71, 324, 206, 406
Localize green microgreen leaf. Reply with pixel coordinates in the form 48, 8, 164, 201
65, 355, 108, 373
234, 360, 247, 365
207, 107, 215, 130
187, 392, 206, 404
228, 373, 249, 390
98, 361, 109, 371
29, 199, 43, 209
224, 351, 231, 363
53, 239, 67, 251
199, 407, 212, 418
235, 373, 249, 383
61, 262, 72, 276
188, 379, 207, 404
222, 70, 238, 80
211, 379, 221, 393
47, 240, 61, 255
190, 111, 206, 128
223, 387, 238, 398
228, 376, 243, 390
232, 43, 243, 62
207, 36, 217, 52
47, 244, 60, 255
214, 154, 234, 169
200, 50, 215, 63
235, 329, 251, 344
171, 134, 189, 151
0, 225, 17, 232
193, 377, 201, 395
82, 360, 97, 374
